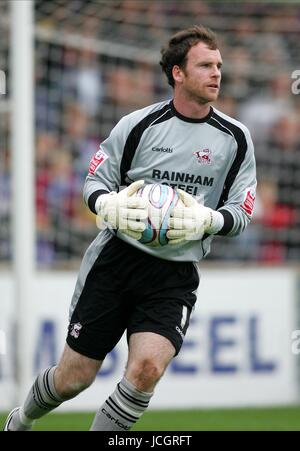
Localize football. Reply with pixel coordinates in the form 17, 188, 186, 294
135, 183, 181, 246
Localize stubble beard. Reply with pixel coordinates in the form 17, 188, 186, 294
185, 85, 218, 106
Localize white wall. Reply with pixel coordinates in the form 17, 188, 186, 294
0, 267, 299, 411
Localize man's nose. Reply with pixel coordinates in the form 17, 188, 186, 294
211, 66, 221, 78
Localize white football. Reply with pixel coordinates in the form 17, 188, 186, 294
135, 183, 182, 246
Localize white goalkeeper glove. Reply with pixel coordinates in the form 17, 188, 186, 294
95, 180, 147, 240
167, 189, 224, 245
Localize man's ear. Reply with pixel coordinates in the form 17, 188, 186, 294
172, 65, 184, 84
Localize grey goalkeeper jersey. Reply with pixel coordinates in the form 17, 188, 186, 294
84, 99, 256, 262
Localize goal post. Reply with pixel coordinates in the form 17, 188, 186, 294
10, 0, 35, 403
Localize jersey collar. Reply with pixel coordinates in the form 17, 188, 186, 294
170, 100, 213, 123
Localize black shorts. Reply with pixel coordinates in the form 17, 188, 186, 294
66, 237, 199, 360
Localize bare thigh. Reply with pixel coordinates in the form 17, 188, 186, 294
54, 343, 103, 398
124, 332, 176, 392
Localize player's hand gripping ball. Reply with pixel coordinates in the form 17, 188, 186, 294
135, 183, 183, 246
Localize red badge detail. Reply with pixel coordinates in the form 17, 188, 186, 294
89, 150, 108, 175
241, 190, 255, 215
193, 148, 212, 165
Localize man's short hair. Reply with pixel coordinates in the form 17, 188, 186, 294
160, 25, 218, 88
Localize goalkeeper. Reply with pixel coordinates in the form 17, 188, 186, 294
4, 25, 256, 431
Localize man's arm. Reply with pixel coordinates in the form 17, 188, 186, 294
83, 116, 128, 214
216, 125, 257, 236
83, 116, 148, 239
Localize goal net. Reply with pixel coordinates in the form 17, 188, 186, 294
1, 0, 300, 267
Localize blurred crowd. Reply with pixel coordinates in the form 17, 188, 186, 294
1, 0, 300, 266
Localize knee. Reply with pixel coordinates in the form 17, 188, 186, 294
54, 366, 96, 400
126, 358, 165, 392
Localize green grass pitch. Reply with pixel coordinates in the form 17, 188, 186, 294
1, 406, 300, 431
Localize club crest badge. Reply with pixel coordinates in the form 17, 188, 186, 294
69, 322, 82, 339
193, 148, 212, 165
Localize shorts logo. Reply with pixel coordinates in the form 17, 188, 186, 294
193, 148, 212, 165
69, 322, 82, 339
175, 325, 185, 339
241, 189, 255, 216
89, 149, 108, 175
